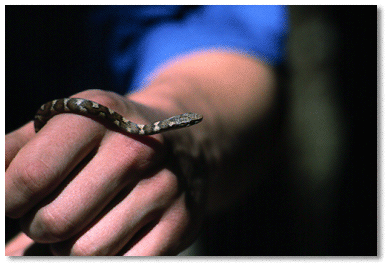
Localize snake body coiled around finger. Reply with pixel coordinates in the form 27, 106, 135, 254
34, 98, 203, 135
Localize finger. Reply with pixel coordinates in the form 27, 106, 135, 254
49, 168, 179, 256
5, 113, 106, 218
5, 232, 52, 256
5, 121, 36, 170
5, 232, 34, 256
124, 194, 193, 256
21, 131, 161, 243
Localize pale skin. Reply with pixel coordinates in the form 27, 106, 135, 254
5, 50, 276, 256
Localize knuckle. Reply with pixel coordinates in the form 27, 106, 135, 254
71, 243, 100, 256
18, 158, 54, 199
161, 169, 179, 191
159, 172, 179, 195
72, 90, 124, 111
151, 170, 179, 204
31, 208, 76, 242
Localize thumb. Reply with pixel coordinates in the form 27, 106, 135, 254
5, 121, 36, 170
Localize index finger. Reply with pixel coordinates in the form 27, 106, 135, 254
5, 121, 36, 170
5, 113, 106, 218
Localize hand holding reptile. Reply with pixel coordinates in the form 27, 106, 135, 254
5, 89, 204, 255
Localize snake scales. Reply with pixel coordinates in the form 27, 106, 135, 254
34, 98, 203, 135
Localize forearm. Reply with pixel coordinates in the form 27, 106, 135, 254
130, 51, 275, 132
128, 50, 277, 211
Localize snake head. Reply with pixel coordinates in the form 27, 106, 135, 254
164, 112, 203, 129
180, 112, 203, 126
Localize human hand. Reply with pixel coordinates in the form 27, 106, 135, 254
5, 89, 204, 255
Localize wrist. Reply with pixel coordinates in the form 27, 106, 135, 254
127, 82, 209, 215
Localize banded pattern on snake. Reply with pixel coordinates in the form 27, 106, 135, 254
34, 98, 203, 135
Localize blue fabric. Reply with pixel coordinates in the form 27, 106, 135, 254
89, 6, 288, 94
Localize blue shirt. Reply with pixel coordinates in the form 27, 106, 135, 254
88, 6, 288, 94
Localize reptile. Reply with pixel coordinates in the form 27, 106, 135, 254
34, 98, 203, 135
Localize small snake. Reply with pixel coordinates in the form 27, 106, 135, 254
34, 98, 203, 135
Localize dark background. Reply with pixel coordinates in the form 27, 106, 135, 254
5, 6, 376, 255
